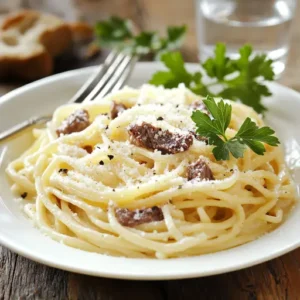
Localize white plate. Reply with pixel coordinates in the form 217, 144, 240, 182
0, 63, 300, 280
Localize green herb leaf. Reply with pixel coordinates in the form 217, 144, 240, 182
211, 139, 246, 161
202, 43, 235, 80
95, 16, 133, 47
191, 96, 279, 160
216, 44, 275, 113
191, 109, 221, 137
150, 43, 275, 113
226, 140, 246, 159
133, 31, 158, 54
212, 138, 229, 161
149, 51, 209, 93
203, 96, 232, 135
149, 51, 192, 87
95, 17, 186, 57
235, 117, 280, 155
166, 25, 187, 50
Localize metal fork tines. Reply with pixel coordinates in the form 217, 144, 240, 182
0, 51, 138, 142
70, 51, 137, 104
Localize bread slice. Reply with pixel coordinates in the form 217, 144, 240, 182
0, 10, 72, 80
68, 21, 94, 43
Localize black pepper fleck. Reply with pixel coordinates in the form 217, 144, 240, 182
21, 192, 27, 199
108, 155, 114, 160
99, 160, 104, 165
157, 117, 164, 121
178, 185, 182, 189
105, 125, 109, 130
112, 189, 115, 192
59, 168, 68, 174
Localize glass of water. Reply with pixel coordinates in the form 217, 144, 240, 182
195, 0, 297, 76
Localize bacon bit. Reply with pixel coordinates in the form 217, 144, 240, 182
83, 145, 93, 153
115, 206, 164, 227
128, 122, 193, 155
111, 101, 127, 119
56, 109, 90, 136
187, 159, 214, 181
21, 192, 27, 199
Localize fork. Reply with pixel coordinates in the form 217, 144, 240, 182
0, 51, 138, 142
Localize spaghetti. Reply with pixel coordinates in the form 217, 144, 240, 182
6, 84, 297, 258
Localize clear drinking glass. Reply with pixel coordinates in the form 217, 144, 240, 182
195, 0, 297, 76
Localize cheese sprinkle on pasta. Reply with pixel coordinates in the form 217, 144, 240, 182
6, 84, 297, 258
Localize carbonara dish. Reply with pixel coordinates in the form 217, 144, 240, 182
6, 84, 297, 258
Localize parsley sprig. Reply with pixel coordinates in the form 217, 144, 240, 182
95, 16, 186, 57
95, 18, 275, 114
191, 96, 280, 161
150, 43, 275, 113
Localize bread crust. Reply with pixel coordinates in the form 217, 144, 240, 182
68, 21, 94, 42
0, 10, 72, 80
0, 51, 52, 81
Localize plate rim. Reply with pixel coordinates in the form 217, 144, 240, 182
0, 229, 299, 280
0, 62, 299, 280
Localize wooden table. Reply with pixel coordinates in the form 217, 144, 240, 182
1, 1, 300, 299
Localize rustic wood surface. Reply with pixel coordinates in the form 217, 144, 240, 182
1, 1, 300, 299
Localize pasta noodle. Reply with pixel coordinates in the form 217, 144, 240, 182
6, 84, 297, 258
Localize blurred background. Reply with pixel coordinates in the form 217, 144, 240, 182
0, 0, 299, 89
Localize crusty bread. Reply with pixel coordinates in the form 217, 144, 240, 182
68, 21, 94, 42
0, 10, 72, 80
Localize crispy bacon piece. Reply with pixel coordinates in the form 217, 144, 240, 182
83, 145, 93, 153
115, 206, 164, 227
187, 159, 214, 181
128, 122, 193, 154
56, 109, 90, 136
111, 101, 127, 119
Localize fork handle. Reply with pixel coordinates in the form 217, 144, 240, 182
0, 115, 52, 142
